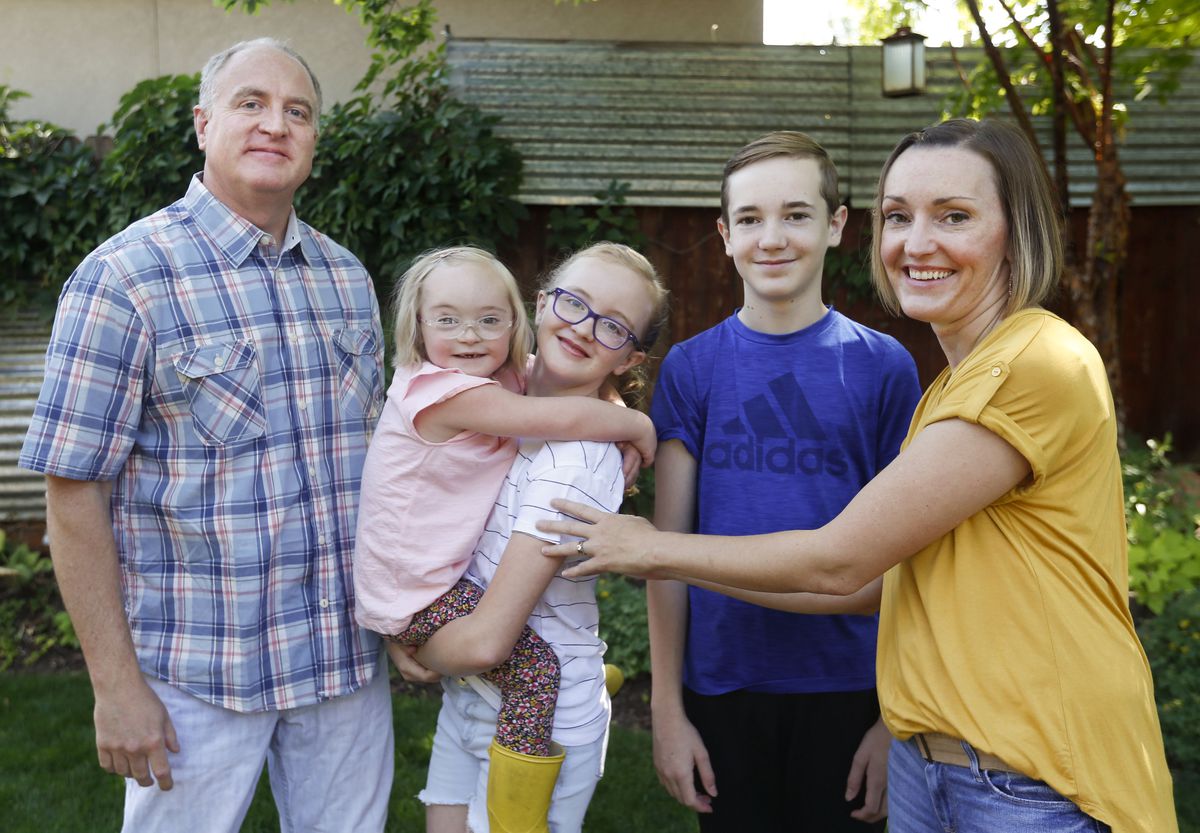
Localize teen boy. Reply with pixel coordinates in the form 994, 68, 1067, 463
647, 132, 922, 831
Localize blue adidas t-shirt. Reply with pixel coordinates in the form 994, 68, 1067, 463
650, 309, 921, 695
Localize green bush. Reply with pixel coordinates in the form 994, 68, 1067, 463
546, 180, 646, 259
91, 66, 525, 297
0, 75, 203, 305
1138, 588, 1200, 774
0, 86, 103, 305
298, 85, 525, 293
100, 74, 205, 233
615, 417, 654, 633
0, 532, 78, 672
824, 244, 874, 302
596, 575, 651, 679
621, 465, 655, 520
1, 65, 524, 308
221, 0, 526, 293
1123, 435, 1200, 614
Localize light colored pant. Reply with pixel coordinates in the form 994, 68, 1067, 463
420, 677, 608, 833
122, 662, 394, 833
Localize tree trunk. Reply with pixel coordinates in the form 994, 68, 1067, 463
1089, 0, 1126, 428
1068, 154, 1128, 426
1045, 0, 1076, 273
957, 0, 1133, 432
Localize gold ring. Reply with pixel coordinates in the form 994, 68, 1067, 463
576, 540, 586, 555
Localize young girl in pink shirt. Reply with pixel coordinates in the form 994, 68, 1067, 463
352, 246, 655, 824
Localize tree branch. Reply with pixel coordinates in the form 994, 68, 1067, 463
1069, 22, 1104, 70
992, 0, 1094, 155
1097, 0, 1117, 163
949, 45, 973, 91
994, 0, 1041, 56
961, 0, 1041, 152
1045, 3, 1097, 151
1045, 0, 1077, 268
1046, 0, 1069, 193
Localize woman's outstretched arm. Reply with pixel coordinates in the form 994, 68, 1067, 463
539, 418, 1030, 594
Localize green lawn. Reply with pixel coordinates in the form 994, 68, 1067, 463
3, 671, 1195, 832
0, 671, 696, 832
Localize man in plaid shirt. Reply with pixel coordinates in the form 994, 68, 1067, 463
20, 38, 393, 831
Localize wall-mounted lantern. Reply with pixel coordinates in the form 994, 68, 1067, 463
881, 27, 927, 97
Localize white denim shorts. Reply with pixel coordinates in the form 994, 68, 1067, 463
419, 677, 608, 833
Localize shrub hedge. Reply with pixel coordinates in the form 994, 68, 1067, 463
0, 65, 522, 304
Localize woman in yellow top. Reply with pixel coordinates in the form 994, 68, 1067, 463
538, 118, 1177, 833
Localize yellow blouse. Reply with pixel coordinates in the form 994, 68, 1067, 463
878, 309, 1177, 833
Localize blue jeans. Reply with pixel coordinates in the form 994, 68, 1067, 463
888, 737, 1110, 833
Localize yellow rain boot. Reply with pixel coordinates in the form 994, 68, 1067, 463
603, 663, 624, 698
486, 739, 565, 833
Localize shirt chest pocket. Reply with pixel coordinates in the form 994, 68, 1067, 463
173, 339, 267, 446
333, 325, 381, 420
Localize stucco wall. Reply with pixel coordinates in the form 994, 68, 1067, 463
1, 0, 761, 138
2, 0, 372, 137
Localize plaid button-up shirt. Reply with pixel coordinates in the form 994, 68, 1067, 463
21, 176, 385, 712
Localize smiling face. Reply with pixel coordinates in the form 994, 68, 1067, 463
878, 146, 1011, 357
531, 255, 652, 398
193, 45, 318, 233
417, 262, 517, 379
718, 156, 847, 328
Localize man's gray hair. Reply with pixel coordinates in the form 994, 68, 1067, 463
198, 37, 323, 131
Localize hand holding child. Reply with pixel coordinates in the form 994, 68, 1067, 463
385, 641, 441, 684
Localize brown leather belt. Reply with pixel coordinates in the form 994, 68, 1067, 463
913, 732, 1019, 774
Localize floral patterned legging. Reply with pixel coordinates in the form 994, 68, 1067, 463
393, 579, 561, 756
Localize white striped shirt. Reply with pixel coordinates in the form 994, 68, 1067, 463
465, 438, 624, 746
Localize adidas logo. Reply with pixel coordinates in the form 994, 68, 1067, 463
704, 373, 849, 476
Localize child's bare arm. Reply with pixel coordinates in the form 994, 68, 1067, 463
648, 441, 718, 813
599, 379, 649, 485
412, 531, 558, 677
416, 384, 656, 465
